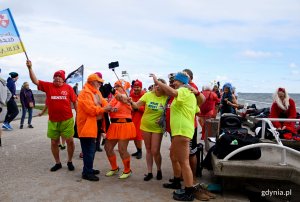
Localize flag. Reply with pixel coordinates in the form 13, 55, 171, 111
0, 8, 26, 57
65, 65, 84, 84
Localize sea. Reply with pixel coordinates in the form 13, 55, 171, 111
238, 93, 300, 110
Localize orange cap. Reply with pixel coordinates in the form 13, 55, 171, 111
87, 73, 104, 83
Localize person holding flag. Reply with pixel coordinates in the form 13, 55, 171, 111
26, 60, 77, 172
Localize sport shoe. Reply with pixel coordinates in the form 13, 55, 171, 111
19, 125, 23, 129
28, 125, 34, 128
6, 123, 13, 130
2, 123, 12, 131
119, 170, 132, 179
50, 163, 62, 172
144, 173, 153, 181
105, 168, 119, 177
67, 161, 75, 171
82, 174, 99, 181
173, 191, 194, 201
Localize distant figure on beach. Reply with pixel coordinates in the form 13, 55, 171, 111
270, 87, 297, 139
19, 82, 35, 129
0, 68, 12, 146
73, 83, 79, 96
26, 60, 77, 172
2, 72, 19, 130
77, 73, 111, 181
219, 83, 238, 115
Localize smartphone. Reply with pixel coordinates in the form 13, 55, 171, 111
109, 61, 119, 69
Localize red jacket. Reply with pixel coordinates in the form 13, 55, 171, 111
269, 98, 297, 133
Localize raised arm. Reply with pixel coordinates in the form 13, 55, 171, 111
149, 73, 178, 97
26, 60, 39, 86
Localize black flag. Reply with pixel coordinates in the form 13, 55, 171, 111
65, 65, 84, 84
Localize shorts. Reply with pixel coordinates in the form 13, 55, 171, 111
47, 118, 74, 140
169, 127, 198, 156
189, 127, 198, 156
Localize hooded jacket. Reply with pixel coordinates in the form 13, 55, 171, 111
77, 83, 108, 138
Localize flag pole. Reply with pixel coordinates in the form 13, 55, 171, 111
82, 65, 84, 89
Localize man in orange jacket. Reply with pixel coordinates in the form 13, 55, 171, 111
77, 73, 112, 181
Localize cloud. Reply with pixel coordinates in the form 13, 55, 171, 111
240, 50, 282, 59
289, 62, 298, 68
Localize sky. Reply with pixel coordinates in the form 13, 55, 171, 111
0, 0, 300, 93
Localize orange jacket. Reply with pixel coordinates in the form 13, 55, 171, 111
77, 83, 108, 138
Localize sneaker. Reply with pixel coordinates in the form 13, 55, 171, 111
131, 151, 138, 157
6, 123, 13, 130
82, 174, 99, 181
105, 168, 119, 177
119, 170, 132, 179
96, 145, 103, 152
163, 181, 181, 189
156, 170, 162, 180
67, 161, 75, 171
144, 173, 153, 181
173, 191, 194, 201
50, 163, 62, 172
28, 125, 34, 128
2, 123, 12, 131
93, 169, 100, 175
136, 151, 142, 159
19, 125, 23, 129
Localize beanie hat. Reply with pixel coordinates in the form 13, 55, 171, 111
133, 79, 142, 88
9, 72, 18, 78
174, 72, 189, 85
53, 70, 66, 81
94, 72, 103, 79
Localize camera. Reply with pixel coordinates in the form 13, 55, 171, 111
109, 61, 119, 69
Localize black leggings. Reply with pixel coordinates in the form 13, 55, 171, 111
4, 99, 19, 123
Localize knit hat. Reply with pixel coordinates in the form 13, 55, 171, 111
9, 72, 18, 78
174, 72, 189, 85
133, 79, 142, 88
87, 73, 104, 83
94, 72, 103, 79
53, 70, 66, 80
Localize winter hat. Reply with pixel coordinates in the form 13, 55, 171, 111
133, 79, 142, 88
174, 72, 189, 85
94, 72, 103, 79
9, 72, 18, 78
53, 70, 66, 80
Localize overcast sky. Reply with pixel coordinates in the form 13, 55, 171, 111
1, 0, 300, 93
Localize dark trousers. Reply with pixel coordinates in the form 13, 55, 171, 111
20, 107, 33, 125
4, 99, 19, 124
80, 138, 96, 175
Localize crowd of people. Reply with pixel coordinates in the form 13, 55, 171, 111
0, 61, 299, 201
